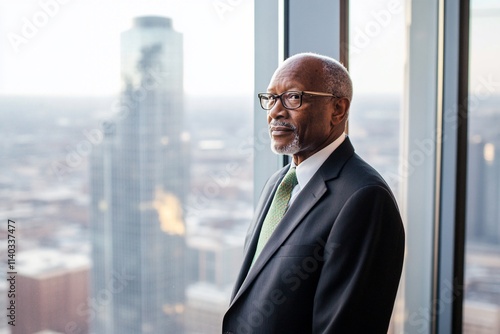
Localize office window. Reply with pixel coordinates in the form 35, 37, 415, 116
463, 1, 500, 333
348, 1, 406, 332
0, 1, 253, 333
348, 0, 404, 196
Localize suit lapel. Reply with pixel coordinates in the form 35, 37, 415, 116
230, 168, 287, 299
229, 138, 356, 307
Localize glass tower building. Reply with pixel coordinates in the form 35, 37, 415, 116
90, 16, 188, 333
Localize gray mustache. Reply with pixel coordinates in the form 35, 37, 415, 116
268, 121, 297, 131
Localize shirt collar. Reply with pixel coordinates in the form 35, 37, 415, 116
290, 133, 346, 191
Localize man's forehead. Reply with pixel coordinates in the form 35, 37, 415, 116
268, 59, 321, 90
267, 75, 302, 92
270, 66, 300, 83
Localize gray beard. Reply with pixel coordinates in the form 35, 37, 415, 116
270, 131, 301, 155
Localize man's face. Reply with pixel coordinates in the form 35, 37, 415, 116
266, 58, 341, 165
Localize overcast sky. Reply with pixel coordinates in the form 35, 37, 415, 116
0, 0, 497, 97
0, 0, 254, 96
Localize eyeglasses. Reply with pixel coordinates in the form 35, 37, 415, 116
258, 91, 339, 110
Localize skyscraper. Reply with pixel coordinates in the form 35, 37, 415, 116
90, 16, 188, 333
467, 136, 500, 245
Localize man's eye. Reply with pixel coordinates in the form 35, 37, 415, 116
286, 93, 300, 100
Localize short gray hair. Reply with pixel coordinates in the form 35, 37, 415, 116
321, 58, 352, 101
287, 52, 353, 101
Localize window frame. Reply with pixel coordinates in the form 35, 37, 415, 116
254, 1, 472, 333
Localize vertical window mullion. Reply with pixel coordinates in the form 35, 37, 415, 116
436, 0, 469, 332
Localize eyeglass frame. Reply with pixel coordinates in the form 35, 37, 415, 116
257, 90, 341, 110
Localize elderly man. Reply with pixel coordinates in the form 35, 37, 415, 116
222, 53, 405, 334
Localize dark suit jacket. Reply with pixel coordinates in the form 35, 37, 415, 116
222, 138, 405, 334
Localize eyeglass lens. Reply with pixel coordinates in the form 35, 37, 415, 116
260, 92, 301, 110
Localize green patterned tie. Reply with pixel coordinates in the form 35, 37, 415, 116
252, 167, 298, 265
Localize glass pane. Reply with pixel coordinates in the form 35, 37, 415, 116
348, 1, 406, 332
348, 4, 404, 194
464, 1, 500, 333
0, 1, 253, 333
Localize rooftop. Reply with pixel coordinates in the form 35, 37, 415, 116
17, 248, 90, 279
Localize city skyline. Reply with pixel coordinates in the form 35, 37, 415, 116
1, 89, 499, 333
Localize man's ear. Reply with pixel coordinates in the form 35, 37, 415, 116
331, 98, 350, 125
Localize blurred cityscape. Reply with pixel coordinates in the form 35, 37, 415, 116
0, 15, 499, 334
0, 93, 253, 333
1, 91, 499, 333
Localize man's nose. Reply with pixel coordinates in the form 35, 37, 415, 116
267, 99, 288, 119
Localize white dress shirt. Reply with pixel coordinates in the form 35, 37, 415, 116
288, 134, 347, 206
